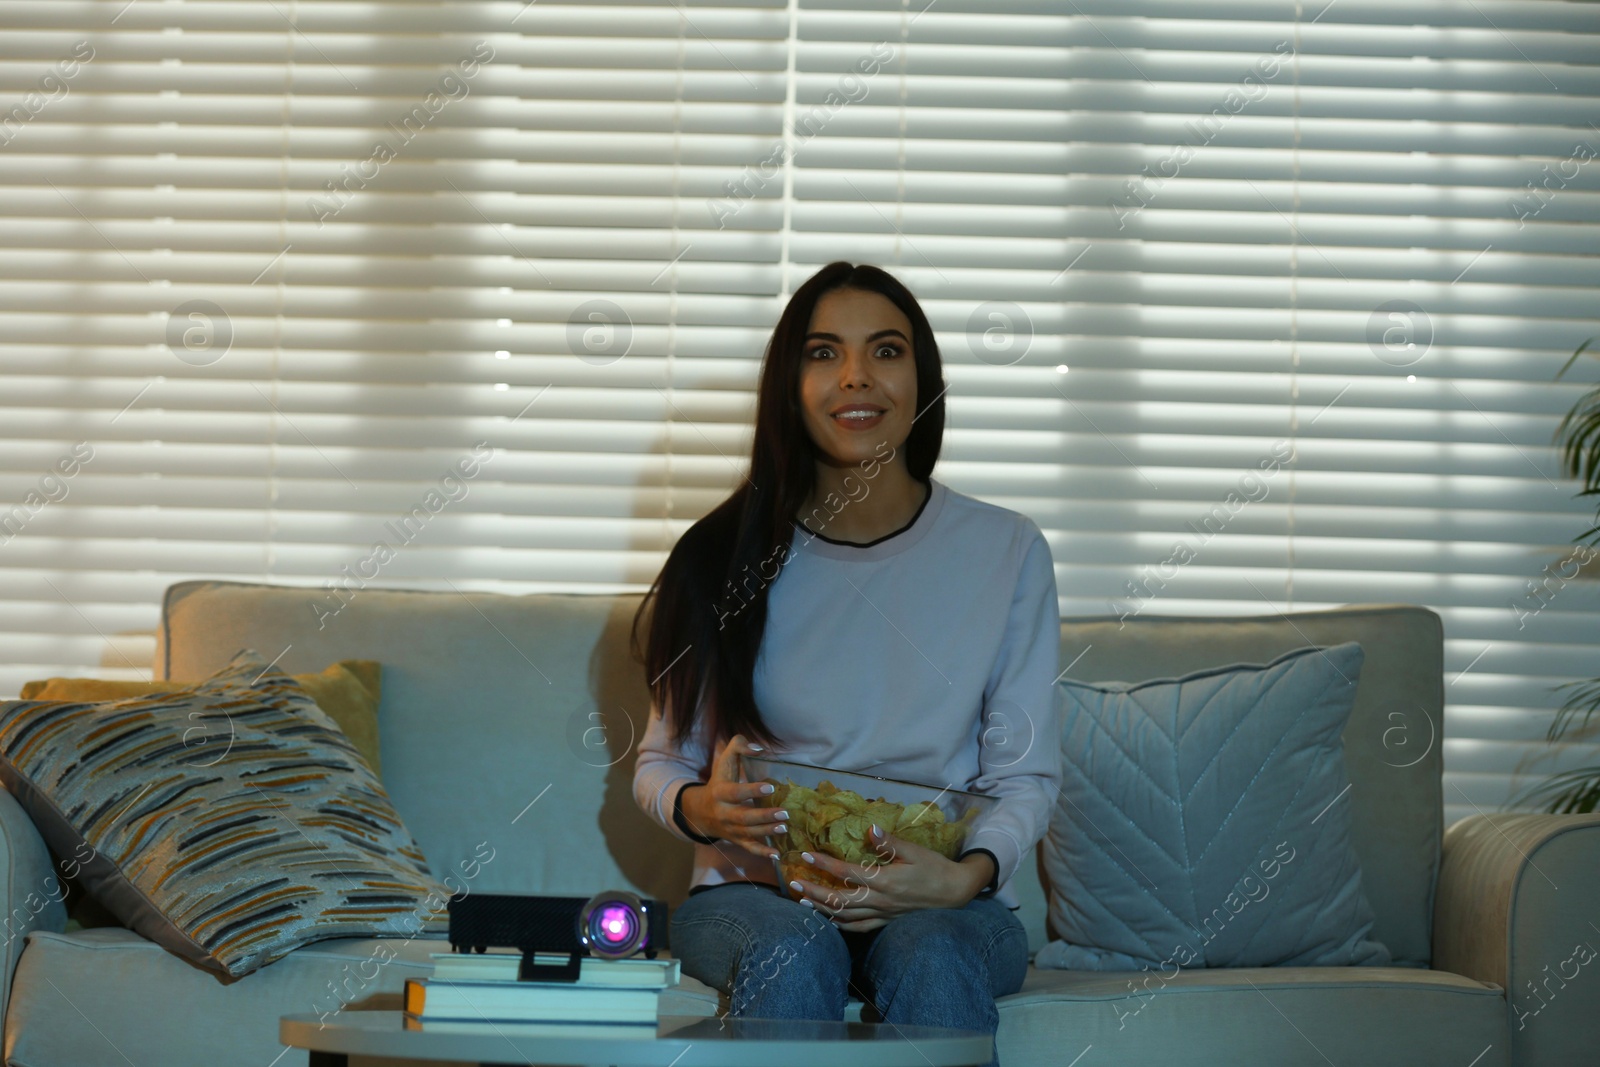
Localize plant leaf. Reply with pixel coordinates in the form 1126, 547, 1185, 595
1507, 766, 1600, 815
1554, 337, 1595, 382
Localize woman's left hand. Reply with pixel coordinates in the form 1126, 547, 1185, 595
787, 825, 986, 932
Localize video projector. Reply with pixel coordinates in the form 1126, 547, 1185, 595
446, 890, 669, 983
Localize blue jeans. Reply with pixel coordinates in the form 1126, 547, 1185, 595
669, 883, 1029, 1067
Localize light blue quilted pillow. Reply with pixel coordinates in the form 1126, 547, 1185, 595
1036, 642, 1391, 971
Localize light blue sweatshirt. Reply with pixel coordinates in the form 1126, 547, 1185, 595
632, 476, 1061, 910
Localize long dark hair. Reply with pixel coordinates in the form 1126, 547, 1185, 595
630, 261, 947, 755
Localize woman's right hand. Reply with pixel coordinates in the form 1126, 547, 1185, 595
679, 733, 788, 860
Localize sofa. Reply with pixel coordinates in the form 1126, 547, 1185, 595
0, 580, 1594, 1066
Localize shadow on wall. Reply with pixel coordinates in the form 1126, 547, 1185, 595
588, 594, 696, 907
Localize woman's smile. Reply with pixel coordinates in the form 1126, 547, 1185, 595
831, 406, 886, 430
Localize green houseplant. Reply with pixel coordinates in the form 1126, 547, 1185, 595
1511, 338, 1600, 813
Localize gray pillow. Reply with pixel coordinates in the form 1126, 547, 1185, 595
1035, 641, 1391, 970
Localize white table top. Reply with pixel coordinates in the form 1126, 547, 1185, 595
280, 1011, 991, 1066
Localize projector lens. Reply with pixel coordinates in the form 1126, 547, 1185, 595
578, 890, 647, 958
598, 904, 635, 943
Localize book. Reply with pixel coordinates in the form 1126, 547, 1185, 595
428, 950, 679, 988
404, 977, 661, 1024
405, 1017, 661, 1038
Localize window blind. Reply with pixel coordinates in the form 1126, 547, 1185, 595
0, 0, 1596, 827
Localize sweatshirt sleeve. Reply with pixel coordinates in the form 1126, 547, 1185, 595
961, 519, 1061, 896
633, 689, 717, 845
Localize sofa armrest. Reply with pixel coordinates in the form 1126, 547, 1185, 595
1434, 811, 1600, 1067
0, 789, 66, 1027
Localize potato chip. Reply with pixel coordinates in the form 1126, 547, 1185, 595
863, 800, 902, 829
826, 813, 873, 861
804, 800, 848, 840
788, 822, 817, 855
830, 791, 868, 815
895, 800, 940, 832
764, 775, 978, 869
781, 782, 817, 811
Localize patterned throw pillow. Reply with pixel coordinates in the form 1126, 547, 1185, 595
0, 649, 450, 979
19, 659, 385, 776
1035, 642, 1391, 971
19, 661, 387, 937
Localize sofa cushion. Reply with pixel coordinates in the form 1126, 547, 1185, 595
0, 650, 448, 979
1039, 642, 1391, 970
995, 964, 1505, 1067
19, 658, 384, 777
1053, 605, 1443, 967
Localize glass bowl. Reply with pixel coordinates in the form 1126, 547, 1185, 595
738, 755, 997, 901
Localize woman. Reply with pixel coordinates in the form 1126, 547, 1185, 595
630, 261, 1059, 1067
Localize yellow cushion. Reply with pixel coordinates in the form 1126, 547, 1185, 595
20, 660, 383, 777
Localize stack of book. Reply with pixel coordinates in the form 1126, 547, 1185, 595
404, 950, 680, 1025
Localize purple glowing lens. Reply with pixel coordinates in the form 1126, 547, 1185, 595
597, 904, 636, 943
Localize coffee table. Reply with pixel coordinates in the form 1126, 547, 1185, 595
279, 1010, 992, 1066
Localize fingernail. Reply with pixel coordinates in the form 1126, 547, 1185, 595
871, 824, 881, 838
748, 743, 764, 752
775, 824, 787, 834
789, 880, 803, 893
802, 851, 815, 864
775, 810, 789, 820
760, 783, 775, 794
801, 899, 815, 910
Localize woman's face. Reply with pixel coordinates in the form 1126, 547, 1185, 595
798, 287, 918, 469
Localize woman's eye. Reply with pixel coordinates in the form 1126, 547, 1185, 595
806, 344, 903, 359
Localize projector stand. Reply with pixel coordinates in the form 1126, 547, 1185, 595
517, 949, 581, 983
